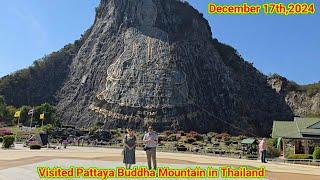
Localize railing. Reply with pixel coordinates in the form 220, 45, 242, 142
259, 157, 320, 166
86, 145, 320, 166
282, 159, 320, 166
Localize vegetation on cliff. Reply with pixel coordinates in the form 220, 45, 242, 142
0, 28, 92, 107
269, 73, 320, 96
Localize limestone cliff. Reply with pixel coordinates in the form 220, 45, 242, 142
54, 0, 292, 136
268, 74, 320, 117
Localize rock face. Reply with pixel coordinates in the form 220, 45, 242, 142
286, 92, 320, 116
268, 75, 320, 117
0, 0, 295, 136
54, 0, 292, 136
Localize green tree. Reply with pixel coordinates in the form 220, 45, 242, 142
0, 96, 17, 125
0, 96, 6, 119
19, 105, 32, 126
34, 103, 55, 126
6, 105, 18, 125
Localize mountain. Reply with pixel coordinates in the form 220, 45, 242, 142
0, 0, 295, 136
0, 29, 91, 107
268, 74, 320, 117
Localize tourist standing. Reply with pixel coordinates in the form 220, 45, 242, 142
63, 139, 68, 149
143, 126, 158, 169
123, 128, 136, 169
59, 138, 63, 146
259, 138, 267, 163
81, 138, 84, 147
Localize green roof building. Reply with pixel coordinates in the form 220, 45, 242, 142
272, 118, 320, 155
241, 138, 257, 145
272, 118, 320, 139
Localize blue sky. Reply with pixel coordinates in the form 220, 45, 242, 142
0, 0, 319, 85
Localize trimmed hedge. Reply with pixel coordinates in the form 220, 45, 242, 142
184, 137, 196, 144
287, 154, 313, 159
224, 141, 231, 146
313, 147, 320, 160
2, 135, 15, 149
246, 155, 258, 160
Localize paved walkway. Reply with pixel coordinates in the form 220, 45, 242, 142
0, 159, 256, 180
0, 146, 319, 179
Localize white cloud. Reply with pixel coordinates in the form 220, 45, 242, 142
13, 7, 48, 46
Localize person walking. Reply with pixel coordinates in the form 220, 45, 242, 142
143, 126, 158, 169
123, 128, 136, 169
259, 138, 267, 163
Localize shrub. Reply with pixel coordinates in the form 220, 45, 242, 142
184, 137, 196, 144
0, 129, 13, 136
30, 144, 41, 150
186, 131, 197, 138
186, 131, 203, 141
42, 124, 53, 134
267, 146, 281, 158
194, 134, 203, 141
206, 132, 217, 138
163, 130, 174, 136
313, 147, 320, 160
267, 138, 277, 147
224, 141, 231, 146
237, 135, 247, 140
0, 136, 3, 142
158, 135, 168, 142
189, 131, 198, 135
266, 139, 281, 158
215, 133, 230, 141
212, 141, 220, 147
177, 131, 186, 136
287, 154, 313, 159
191, 142, 199, 145
2, 135, 15, 148
246, 155, 258, 160
205, 147, 214, 153
167, 134, 177, 141
284, 146, 294, 158
176, 144, 188, 151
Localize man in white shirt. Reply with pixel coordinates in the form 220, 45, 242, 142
143, 126, 158, 169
